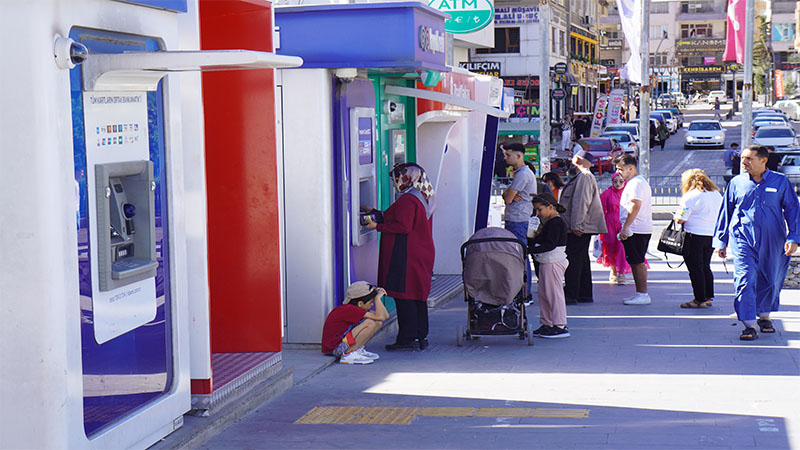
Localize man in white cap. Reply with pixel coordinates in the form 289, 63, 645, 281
559, 143, 607, 304
320, 281, 389, 364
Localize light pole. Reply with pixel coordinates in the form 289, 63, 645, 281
640, 0, 651, 181
539, 0, 551, 175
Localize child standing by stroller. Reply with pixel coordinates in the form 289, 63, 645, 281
528, 193, 571, 338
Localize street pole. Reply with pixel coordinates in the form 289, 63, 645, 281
539, 0, 551, 176
640, 0, 651, 181
741, 0, 755, 147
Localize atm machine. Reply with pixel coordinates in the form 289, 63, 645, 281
0, 2, 300, 449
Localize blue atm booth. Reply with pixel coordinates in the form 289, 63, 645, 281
0, 2, 301, 448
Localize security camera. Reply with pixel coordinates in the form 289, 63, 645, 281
335, 68, 358, 84
54, 36, 89, 69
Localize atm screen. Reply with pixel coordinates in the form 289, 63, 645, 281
357, 117, 373, 165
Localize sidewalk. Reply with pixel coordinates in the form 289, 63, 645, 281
188, 221, 800, 449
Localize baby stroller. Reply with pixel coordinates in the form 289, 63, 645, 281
457, 227, 534, 346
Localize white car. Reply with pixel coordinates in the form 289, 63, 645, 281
753, 126, 798, 149
753, 113, 790, 125
653, 110, 678, 134
773, 100, 800, 120
684, 120, 725, 149
601, 131, 639, 155
708, 90, 727, 104
604, 124, 640, 143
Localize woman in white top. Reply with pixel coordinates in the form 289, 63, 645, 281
674, 169, 723, 308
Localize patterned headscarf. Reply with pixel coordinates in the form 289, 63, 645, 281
390, 163, 435, 218
390, 163, 435, 201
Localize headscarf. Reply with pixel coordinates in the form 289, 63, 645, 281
390, 163, 435, 218
605, 172, 626, 203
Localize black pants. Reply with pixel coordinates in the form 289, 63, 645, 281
682, 233, 715, 302
394, 298, 429, 344
564, 233, 593, 301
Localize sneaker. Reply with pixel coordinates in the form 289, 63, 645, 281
617, 273, 626, 285
356, 347, 379, 360
539, 326, 571, 339
339, 351, 374, 365
623, 293, 651, 305
533, 325, 551, 336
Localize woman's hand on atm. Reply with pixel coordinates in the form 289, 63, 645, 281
364, 216, 379, 230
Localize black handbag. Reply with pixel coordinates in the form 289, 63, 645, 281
657, 220, 687, 268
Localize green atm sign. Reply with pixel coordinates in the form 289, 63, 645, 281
428, 0, 494, 34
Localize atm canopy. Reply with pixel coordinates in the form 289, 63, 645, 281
275, 2, 450, 73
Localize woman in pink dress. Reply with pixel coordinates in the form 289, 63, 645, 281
597, 173, 631, 284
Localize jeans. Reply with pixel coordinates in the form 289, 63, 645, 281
505, 221, 532, 295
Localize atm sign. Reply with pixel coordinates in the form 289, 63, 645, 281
428, 0, 494, 34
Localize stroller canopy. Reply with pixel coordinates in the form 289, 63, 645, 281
462, 227, 526, 306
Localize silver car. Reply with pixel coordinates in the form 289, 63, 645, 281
753, 126, 798, 150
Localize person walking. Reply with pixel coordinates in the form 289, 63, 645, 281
674, 169, 723, 309
559, 146, 608, 304
723, 142, 740, 184
364, 163, 435, 350
529, 192, 570, 338
597, 173, 632, 285
714, 97, 722, 121
561, 114, 573, 151
501, 143, 537, 294
615, 155, 653, 305
713, 145, 800, 340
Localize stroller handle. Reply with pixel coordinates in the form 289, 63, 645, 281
460, 237, 528, 262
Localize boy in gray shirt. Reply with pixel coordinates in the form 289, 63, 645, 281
502, 143, 537, 293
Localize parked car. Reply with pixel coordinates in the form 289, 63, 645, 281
656, 93, 673, 107
653, 110, 678, 133
753, 113, 791, 126
662, 108, 684, 128
601, 131, 639, 156
577, 137, 624, 174
672, 92, 687, 106
773, 100, 800, 120
753, 110, 789, 122
753, 126, 798, 149
707, 90, 727, 104
684, 120, 725, 149
604, 123, 640, 142
752, 119, 790, 136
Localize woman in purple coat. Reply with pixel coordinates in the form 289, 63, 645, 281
365, 163, 435, 350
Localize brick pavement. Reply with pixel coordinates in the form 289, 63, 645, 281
196, 222, 800, 449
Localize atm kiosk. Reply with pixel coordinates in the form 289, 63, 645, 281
0, 2, 300, 448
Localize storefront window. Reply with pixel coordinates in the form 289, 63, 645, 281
476, 27, 520, 54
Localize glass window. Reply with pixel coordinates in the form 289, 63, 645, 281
476, 28, 521, 54
651, 2, 669, 13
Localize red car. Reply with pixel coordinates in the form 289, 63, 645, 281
577, 137, 624, 175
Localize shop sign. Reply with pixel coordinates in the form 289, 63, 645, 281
429, 0, 494, 34
606, 38, 623, 48
704, 56, 716, 65
494, 6, 539, 25
553, 62, 568, 74
772, 24, 796, 42
502, 76, 539, 88
679, 66, 724, 73
590, 95, 608, 137
676, 38, 726, 48
511, 103, 540, 118
551, 88, 567, 101
459, 61, 501, 77
419, 26, 446, 54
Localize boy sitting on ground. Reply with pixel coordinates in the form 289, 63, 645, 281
321, 281, 390, 364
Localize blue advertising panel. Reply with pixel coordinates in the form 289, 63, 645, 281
275, 2, 448, 72
113, 0, 187, 12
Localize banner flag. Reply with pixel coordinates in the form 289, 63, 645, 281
616, 0, 642, 84
607, 89, 625, 126
590, 95, 609, 137
776, 70, 785, 99
723, 0, 745, 63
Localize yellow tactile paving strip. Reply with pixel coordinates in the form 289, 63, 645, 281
294, 407, 589, 424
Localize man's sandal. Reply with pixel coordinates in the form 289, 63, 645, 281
740, 327, 758, 341
680, 300, 708, 308
757, 319, 776, 333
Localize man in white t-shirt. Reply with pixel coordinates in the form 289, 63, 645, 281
615, 155, 653, 305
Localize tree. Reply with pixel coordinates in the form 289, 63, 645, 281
752, 15, 772, 96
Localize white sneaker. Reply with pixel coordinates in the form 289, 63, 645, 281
623, 293, 651, 305
339, 351, 374, 365
356, 347, 379, 360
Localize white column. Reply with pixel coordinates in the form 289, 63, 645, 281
539, 1, 551, 175
741, 0, 755, 147
639, 0, 651, 180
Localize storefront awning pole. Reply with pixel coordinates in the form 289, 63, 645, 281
384, 85, 511, 118
539, 0, 550, 176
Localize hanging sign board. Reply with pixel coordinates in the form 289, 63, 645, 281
428, 0, 494, 34
606, 89, 625, 126
590, 95, 609, 137
553, 62, 568, 74
551, 88, 567, 101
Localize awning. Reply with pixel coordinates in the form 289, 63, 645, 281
557, 73, 578, 84
384, 85, 511, 118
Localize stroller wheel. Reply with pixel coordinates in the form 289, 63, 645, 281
456, 325, 465, 347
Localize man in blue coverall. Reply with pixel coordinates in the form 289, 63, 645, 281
714, 145, 800, 341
